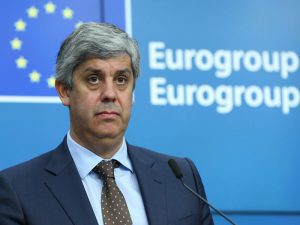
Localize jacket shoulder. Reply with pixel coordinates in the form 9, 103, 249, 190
127, 143, 199, 178
1, 140, 67, 181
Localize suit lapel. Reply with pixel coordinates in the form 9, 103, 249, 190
128, 145, 167, 225
44, 139, 98, 225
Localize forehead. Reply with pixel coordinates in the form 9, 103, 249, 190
74, 55, 133, 73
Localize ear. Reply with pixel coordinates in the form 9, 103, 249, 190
55, 80, 70, 106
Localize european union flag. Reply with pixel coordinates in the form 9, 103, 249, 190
0, 0, 127, 103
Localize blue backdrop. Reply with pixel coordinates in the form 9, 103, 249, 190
129, 0, 300, 212
1, 0, 299, 224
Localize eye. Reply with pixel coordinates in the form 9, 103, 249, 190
116, 75, 128, 85
87, 75, 100, 85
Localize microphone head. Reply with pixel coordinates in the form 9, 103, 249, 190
168, 159, 183, 179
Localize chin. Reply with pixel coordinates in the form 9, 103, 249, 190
92, 124, 126, 138
94, 129, 123, 139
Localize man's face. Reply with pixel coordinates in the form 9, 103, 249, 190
57, 55, 134, 150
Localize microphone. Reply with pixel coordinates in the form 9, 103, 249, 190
168, 159, 237, 225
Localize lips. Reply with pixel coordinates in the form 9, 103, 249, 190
96, 110, 120, 119
98, 110, 119, 115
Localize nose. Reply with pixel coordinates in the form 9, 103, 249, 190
100, 81, 116, 102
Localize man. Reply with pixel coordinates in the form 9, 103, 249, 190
0, 23, 214, 225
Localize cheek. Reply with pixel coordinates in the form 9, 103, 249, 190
122, 93, 133, 111
70, 92, 96, 117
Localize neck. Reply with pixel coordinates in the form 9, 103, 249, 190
69, 130, 123, 159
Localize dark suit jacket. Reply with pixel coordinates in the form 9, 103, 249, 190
0, 138, 214, 225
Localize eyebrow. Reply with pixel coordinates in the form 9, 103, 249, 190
83, 67, 133, 75
115, 68, 133, 74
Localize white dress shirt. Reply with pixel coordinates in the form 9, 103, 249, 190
67, 132, 149, 225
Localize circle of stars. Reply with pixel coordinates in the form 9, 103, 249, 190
10, 1, 84, 88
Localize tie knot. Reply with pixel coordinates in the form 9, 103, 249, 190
93, 160, 119, 179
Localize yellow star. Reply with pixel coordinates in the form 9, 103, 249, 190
47, 76, 56, 88
75, 21, 84, 29
15, 56, 28, 69
29, 70, 41, 83
27, 6, 39, 18
10, 38, 23, 50
14, 19, 27, 31
44, 1, 56, 14
62, 7, 74, 19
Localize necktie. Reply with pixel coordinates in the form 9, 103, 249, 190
93, 160, 133, 225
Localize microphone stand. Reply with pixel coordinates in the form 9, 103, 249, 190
180, 178, 237, 225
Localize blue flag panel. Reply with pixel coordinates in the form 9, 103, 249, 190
0, 0, 126, 101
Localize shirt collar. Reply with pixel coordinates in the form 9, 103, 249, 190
67, 131, 133, 179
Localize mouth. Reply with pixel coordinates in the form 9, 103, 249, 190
96, 111, 120, 119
